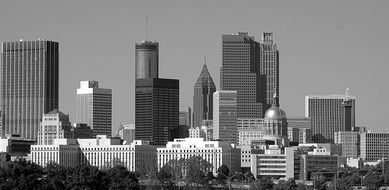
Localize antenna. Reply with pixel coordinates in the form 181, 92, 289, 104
146, 16, 149, 41
203, 56, 206, 65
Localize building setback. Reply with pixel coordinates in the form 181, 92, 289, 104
221, 32, 279, 118
193, 62, 216, 128
1, 40, 59, 140
76, 81, 112, 137
305, 90, 355, 143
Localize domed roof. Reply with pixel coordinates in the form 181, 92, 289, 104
264, 105, 287, 120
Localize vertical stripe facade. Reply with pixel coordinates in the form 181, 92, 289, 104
1, 40, 58, 140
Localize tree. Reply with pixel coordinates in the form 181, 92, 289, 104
42, 162, 68, 190
216, 164, 230, 186
157, 165, 173, 185
104, 165, 139, 190
245, 171, 255, 183
312, 174, 327, 190
65, 164, 106, 190
185, 156, 211, 186
0, 159, 44, 190
274, 178, 298, 190
255, 176, 273, 190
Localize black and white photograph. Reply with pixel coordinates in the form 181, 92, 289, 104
0, 1, 388, 189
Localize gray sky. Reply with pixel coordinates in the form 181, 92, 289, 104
1, 0, 388, 133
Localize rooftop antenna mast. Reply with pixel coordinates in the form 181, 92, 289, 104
146, 16, 149, 41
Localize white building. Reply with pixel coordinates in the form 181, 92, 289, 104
30, 135, 156, 171
157, 138, 241, 174
38, 109, 73, 145
360, 131, 389, 161
189, 126, 212, 141
213, 91, 238, 143
251, 146, 295, 180
76, 81, 112, 137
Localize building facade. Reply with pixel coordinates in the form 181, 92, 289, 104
1, 40, 59, 140
76, 81, 112, 137
135, 41, 159, 79
305, 91, 355, 143
213, 91, 238, 143
135, 78, 179, 145
334, 131, 359, 158
360, 132, 389, 161
117, 124, 135, 144
251, 147, 295, 180
30, 136, 157, 171
220, 32, 279, 118
38, 110, 72, 145
157, 138, 241, 174
193, 63, 216, 128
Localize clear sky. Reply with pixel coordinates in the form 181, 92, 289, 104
1, 0, 388, 134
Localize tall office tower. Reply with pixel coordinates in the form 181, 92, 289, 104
193, 62, 216, 128
135, 40, 179, 145
38, 109, 72, 145
76, 81, 112, 137
1, 40, 59, 140
213, 91, 238, 143
135, 41, 158, 79
305, 89, 355, 143
220, 32, 279, 118
135, 78, 179, 145
179, 107, 191, 127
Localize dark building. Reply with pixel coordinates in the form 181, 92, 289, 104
193, 62, 216, 128
72, 123, 92, 139
135, 78, 179, 145
1, 40, 59, 140
221, 32, 279, 118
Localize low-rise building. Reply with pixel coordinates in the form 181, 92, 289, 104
157, 138, 241, 174
0, 135, 35, 160
288, 127, 300, 143
251, 146, 295, 180
334, 131, 359, 158
360, 131, 389, 161
30, 135, 156, 171
300, 148, 339, 181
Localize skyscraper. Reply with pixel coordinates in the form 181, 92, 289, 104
213, 91, 238, 143
1, 40, 59, 140
76, 81, 112, 137
220, 32, 279, 118
135, 41, 158, 79
135, 40, 179, 145
305, 89, 356, 143
193, 61, 216, 128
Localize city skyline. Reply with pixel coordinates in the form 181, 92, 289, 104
0, 1, 388, 134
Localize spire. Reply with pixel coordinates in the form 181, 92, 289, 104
273, 92, 279, 107
203, 56, 206, 65
194, 59, 215, 88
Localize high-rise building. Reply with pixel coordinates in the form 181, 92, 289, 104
38, 109, 72, 145
135, 41, 158, 79
213, 91, 238, 143
76, 81, 112, 137
135, 78, 179, 145
305, 89, 355, 143
220, 32, 279, 118
193, 62, 216, 128
1, 40, 59, 140
134, 40, 179, 146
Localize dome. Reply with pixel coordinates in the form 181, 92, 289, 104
264, 106, 287, 120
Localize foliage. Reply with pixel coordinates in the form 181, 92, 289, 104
0, 159, 139, 190
274, 178, 297, 190
255, 176, 273, 190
